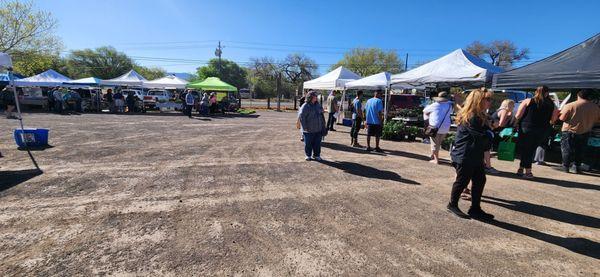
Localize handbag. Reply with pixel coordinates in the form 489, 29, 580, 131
424, 104, 451, 137
497, 132, 517, 161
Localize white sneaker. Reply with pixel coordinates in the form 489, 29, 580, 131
305, 156, 312, 161
313, 156, 323, 161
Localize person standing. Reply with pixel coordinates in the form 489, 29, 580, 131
1, 87, 17, 119
484, 99, 516, 173
364, 90, 384, 152
423, 91, 453, 164
105, 89, 114, 113
113, 90, 124, 113
298, 91, 327, 161
53, 89, 64, 114
350, 90, 364, 147
298, 95, 307, 142
558, 89, 600, 173
447, 88, 494, 220
126, 91, 136, 113
199, 92, 209, 116
209, 92, 217, 114
514, 86, 558, 178
185, 90, 195, 118
326, 91, 338, 131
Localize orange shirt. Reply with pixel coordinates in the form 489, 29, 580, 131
561, 100, 600, 134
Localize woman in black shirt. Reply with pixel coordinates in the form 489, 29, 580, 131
514, 86, 558, 178
447, 88, 494, 220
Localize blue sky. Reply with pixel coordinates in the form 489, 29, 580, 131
37, 0, 600, 74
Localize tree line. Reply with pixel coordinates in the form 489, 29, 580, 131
1, 0, 530, 98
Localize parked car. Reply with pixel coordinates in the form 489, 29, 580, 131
144, 90, 173, 109
120, 89, 146, 110
18, 87, 48, 109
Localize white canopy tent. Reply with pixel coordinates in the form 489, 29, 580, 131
14, 69, 72, 87
63, 77, 104, 88
143, 75, 188, 89
303, 66, 361, 91
391, 49, 503, 87
102, 70, 147, 87
343, 72, 393, 122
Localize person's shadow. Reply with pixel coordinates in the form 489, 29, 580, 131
318, 160, 420, 185
493, 170, 600, 191
482, 196, 600, 229
0, 169, 43, 193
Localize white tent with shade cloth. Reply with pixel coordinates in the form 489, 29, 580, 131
303, 66, 361, 91
143, 75, 188, 89
102, 70, 147, 87
14, 69, 72, 87
391, 49, 503, 86
63, 77, 104, 87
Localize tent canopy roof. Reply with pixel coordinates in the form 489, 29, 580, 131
303, 66, 361, 90
144, 75, 189, 89
14, 69, 72, 87
493, 33, 600, 89
345, 72, 390, 90
187, 77, 237, 91
63, 77, 104, 86
103, 70, 147, 86
391, 49, 503, 86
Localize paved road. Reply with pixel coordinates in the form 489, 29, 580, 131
0, 111, 598, 275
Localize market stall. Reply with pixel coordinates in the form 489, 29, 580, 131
14, 69, 72, 87
343, 72, 391, 122
102, 70, 147, 87
391, 49, 503, 88
144, 75, 188, 89
63, 77, 105, 112
492, 33, 600, 90
187, 77, 239, 113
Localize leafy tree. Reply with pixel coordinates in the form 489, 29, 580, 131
0, 0, 62, 53
196, 58, 248, 89
282, 53, 318, 96
64, 46, 134, 79
466, 40, 529, 68
133, 65, 166, 80
331, 48, 403, 76
10, 50, 65, 76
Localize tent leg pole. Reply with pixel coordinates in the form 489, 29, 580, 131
384, 86, 389, 124
9, 70, 40, 171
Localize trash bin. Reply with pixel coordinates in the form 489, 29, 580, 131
14, 128, 49, 148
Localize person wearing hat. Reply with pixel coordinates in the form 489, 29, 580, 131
423, 91, 453, 164
298, 90, 327, 161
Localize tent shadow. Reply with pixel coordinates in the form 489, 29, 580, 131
493, 170, 600, 191
318, 159, 420, 185
18, 145, 54, 151
483, 219, 600, 259
0, 169, 43, 193
482, 196, 600, 229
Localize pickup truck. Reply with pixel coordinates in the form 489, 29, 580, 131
144, 90, 173, 109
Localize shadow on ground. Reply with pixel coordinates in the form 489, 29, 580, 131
318, 159, 420, 185
0, 169, 43, 193
484, 219, 600, 259
322, 141, 452, 165
482, 196, 600, 229
493, 170, 600, 191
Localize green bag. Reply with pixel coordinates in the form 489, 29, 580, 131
497, 135, 516, 161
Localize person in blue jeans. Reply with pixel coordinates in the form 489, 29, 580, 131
364, 90, 384, 152
298, 91, 327, 161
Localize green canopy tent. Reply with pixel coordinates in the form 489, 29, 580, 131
187, 77, 237, 92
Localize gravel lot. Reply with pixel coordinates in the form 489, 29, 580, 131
0, 111, 598, 276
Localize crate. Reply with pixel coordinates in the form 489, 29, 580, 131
14, 128, 49, 148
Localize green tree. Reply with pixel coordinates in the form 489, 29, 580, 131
0, 0, 62, 53
10, 50, 65, 76
65, 46, 134, 79
331, 48, 403, 76
196, 58, 248, 89
282, 53, 318, 96
466, 40, 529, 68
133, 65, 166, 80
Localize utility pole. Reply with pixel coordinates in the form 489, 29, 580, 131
215, 41, 223, 77
405, 53, 409, 71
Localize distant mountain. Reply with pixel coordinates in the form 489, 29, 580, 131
167, 72, 194, 81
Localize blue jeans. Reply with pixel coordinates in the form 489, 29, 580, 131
303, 132, 322, 158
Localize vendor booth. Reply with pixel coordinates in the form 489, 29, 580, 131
391, 49, 503, 88
343, 71, 391, 122
63, 77, 105, 112
493, 33, 600, 90
144, 75, 188, 89
14, 69, 72, 87
303, 66, 361, 91
102, 70, 147, 87
187, 77, 239, 113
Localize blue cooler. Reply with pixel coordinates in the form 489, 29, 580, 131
14, 128, 49, 148
342, 118, 353, 127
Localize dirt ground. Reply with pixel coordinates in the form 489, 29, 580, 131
0, 111, 598, 276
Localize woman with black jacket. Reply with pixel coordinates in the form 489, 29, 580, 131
447, 88, 494, 220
